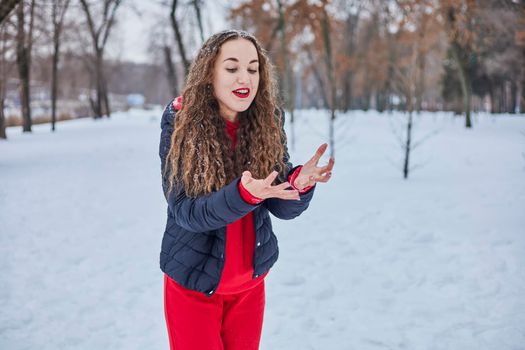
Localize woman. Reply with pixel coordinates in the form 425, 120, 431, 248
159, 29, 335, 350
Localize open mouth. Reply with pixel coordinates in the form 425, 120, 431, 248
232, 88, 250, 99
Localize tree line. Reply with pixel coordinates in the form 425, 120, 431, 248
0, 0, 524, 140
228, 0, 524, 129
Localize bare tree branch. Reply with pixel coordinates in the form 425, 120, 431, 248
192, 0, 204, 43
170, 0, 190, 75
101, 0, 120, 49
411, 127, 442, 151
0, 0, 21, 24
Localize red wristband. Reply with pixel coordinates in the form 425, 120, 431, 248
238, 180, 264, 205
288, 166, 314, 193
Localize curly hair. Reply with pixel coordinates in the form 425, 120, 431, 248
164, 30, 287, 198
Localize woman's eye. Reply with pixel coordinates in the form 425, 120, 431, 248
226, 68, 237, 73
248, 69, 258, 74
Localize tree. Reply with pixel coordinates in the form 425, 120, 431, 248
396, 0, 442, 113
275, 0, 297, 150
320, 0, 336, 158
50, 0, 70, 131
440, 0, 478, 128
389, 0, 442, 178
519, 1, 525, 113
390, 7, 418, 178
163, 44, 179, 96
170, 0, 190, 76
191, 0, 204, 44
352, 1, 390, 111
229, 0, 302, 150
339, 0, 361, 112
0, 14, 17, 139
480, 0, 524, 114
79, 0, 122, 119
16, 0, 35, 132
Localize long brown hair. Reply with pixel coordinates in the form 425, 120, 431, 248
165, 30, 287, 198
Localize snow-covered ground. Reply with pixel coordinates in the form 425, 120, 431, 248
1, 108, 524, 350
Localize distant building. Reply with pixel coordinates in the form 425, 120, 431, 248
127, 94, 145, 108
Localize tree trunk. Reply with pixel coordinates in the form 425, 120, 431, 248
16, 0, 33, 132
101, 69, 111, 117
322, 2, 336, 158
51, 0, 70, 131
80, 0, 120, 119
500, 83, 505, 113
519, 46, 525, 113
97, 50, 110, 117
93, 54, 103, 118
277, 0, 288, 106
450, 43, 472, 128
342, 12, 358, 112
91, 49, 111, 118
415, 10, 428, 114
277, 0, 296, 151
342, 72, 352, 112
192, 0, 204, 43
0, 79, 5, 139
51, 34, 59, 131
0, 97, 6, 139
306, 48, 328, 108
19, 63, 31, 131
445, 4, 472, 127
403, 110, 413, 179
509, 80, 517, 114
163, 45, 179, 96
415, 49, 426, 113
171, 0, 190, 76
520, 74, 525, 113
489, 82, 496, 113
0, 21, 7, 139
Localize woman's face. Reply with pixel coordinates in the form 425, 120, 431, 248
212, 38, 260, 121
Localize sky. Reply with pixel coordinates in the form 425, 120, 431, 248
107, 0, 229, 64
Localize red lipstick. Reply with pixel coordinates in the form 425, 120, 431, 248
232, 88, 250, 98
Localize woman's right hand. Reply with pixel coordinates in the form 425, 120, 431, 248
241, 170, 300, 201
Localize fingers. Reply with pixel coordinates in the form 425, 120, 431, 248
244, 171, 300, 200
273, 181, 292, 191
315, 172, 332, 183
317, 156, 335, 174
241, 170, 253, 185
305, 143, 328, 166
327, 156, 335, 169
267, 181, 300, 200
263, 170, 279, 186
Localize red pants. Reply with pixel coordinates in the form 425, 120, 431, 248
163, 274, 265, 350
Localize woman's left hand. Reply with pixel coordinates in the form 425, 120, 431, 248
294, 143, 335, 190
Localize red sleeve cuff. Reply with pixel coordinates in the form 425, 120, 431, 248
288, 166, 313, 193
238, 180, 264, 205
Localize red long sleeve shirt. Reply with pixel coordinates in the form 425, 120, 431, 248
215, 119, 266, 294
216, 118, 311, 294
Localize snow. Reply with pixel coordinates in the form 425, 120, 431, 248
1, 108, 524, 349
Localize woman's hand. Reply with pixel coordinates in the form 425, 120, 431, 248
241, 170, 300, 201
294, 143, 335, 190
